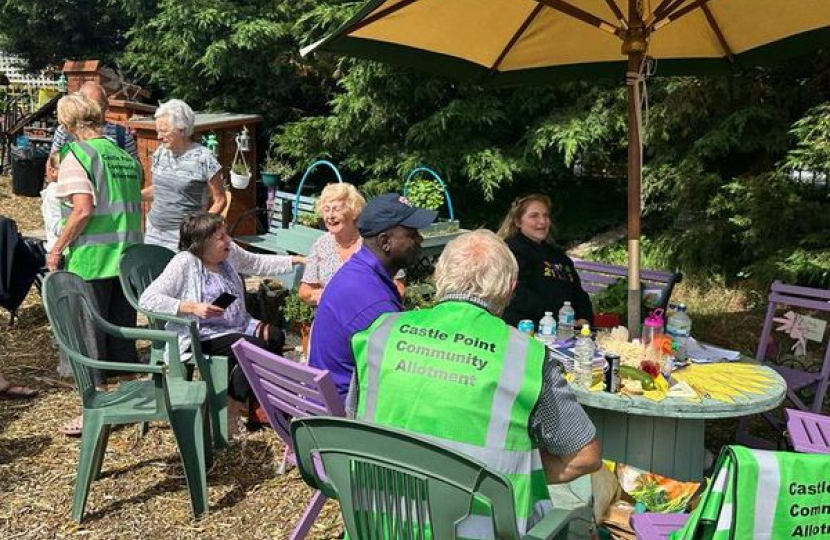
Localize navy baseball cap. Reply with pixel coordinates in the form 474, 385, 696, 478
357, 193, 438, 237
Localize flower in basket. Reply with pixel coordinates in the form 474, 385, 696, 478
406, 178, 444, 211
231, 162, 251, 177
261, 157, 293, 179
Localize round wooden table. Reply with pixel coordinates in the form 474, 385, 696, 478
569, 364, 786, 482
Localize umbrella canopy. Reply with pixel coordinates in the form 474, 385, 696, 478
303, 0, 830, 333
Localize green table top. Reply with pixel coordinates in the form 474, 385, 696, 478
570, 363, 787, 419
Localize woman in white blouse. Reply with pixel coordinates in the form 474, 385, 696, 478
140, 212, 305, 430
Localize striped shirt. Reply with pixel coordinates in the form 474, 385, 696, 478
50, 123, 138, 159
147, 143, 222, 231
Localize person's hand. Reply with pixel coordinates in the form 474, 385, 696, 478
45, 157, 58, 182
46, 251, 61, 272
190, 302, 225, 319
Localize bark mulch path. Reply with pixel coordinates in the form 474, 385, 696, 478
0, 178, 343, 540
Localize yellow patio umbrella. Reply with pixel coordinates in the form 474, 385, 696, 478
302, 0, 830, 334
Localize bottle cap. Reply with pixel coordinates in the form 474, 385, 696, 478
544, 311, 552, 316
580, 324, 591, 336
644, 308, 664, 328
564, 301, 572, 306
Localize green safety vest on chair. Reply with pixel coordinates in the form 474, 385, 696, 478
60, 138, 143, 280
670, 445, 830, 540
352, 301, 553, 540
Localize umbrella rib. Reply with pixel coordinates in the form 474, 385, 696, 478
345, 0, 422, 35
655, 0, 711, 29
652, 0, 688, 22
602, 0, 628, 27
700, 3, 734, 61
489, 4, 546, 75
535, 0, 621, 35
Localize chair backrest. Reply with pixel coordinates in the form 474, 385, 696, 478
118, 243, 176, 330
42, 272, 102, 399
572, 259, 682, 312
270, 190, 319, 231
291, 417, 525, 540
231, 339, 344, 452
756, 281, 830, 412
785, 408, 830, 454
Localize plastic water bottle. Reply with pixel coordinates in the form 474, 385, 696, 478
557, 301, 575, 341
574, 324, 595, 389
538, 311, 557, 345
666, 304, 692, 361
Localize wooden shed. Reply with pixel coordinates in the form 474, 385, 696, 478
126, 113, 263, 236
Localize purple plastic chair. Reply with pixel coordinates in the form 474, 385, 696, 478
631, 513, 689, 540
786, 408, 830, 454
737, 281, 830, 448
231, 339, 345, 540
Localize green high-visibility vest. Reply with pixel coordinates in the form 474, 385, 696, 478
353, 301, 553, 539
671, 445, 830, 540
60, 138, 143, 280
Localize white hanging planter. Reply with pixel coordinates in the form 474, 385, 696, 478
230, 170, 251, 190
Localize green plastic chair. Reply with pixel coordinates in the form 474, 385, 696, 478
43, 271, 210, 521
291, 417, 582, 540
118, 243, 229, 449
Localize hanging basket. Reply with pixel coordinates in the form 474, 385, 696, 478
229, 139, 251, 190
403, 166, 459, 237
230, 170, 251, 190
292, 160, 343, 227
260, 172, 279, 188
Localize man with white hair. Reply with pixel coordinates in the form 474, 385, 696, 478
47, 81, 138, 179
349, 229, 600, 538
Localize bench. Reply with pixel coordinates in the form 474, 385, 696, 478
232, 190, 323, 256
230, 190, 323, 290
572, 258, 682, 312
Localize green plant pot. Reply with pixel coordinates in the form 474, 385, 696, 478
261, 172, 279, 187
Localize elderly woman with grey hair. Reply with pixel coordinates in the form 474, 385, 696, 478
142, 99, 227, 250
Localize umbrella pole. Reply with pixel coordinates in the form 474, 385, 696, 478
626, 50, 644, 337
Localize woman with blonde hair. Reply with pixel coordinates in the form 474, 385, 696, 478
497, 194, 592, 329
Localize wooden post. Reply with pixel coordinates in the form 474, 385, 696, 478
625, 1, 647, 338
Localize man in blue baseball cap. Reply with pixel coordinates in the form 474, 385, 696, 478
309, 193, 437, 400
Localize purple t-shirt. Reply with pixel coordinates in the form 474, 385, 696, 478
308, 246, 403, 400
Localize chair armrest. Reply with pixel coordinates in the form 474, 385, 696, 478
521, 507, 581, 540
88, 308, 189, 376
61, 346, 166, 375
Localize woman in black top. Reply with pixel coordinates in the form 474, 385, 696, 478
497, 194, 593, 328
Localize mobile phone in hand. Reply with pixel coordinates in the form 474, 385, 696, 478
212, 292, 237, 309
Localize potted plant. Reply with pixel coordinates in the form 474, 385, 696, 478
230, 162, 251, 190
592, 279, 627, 328
261, 158, 291, 188
406, 176, 459, 237
297, 208, 324, 230
282, 291, 316, 357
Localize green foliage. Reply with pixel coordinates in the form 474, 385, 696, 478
231, 162, 250, 176
282, 291, 315, 324
0, 0, 152, 70
405, 178, 444, 211
593, 280, 629, 317
261, 157, 293, 178
297, 209, 322, 228
403, 279, 437, 311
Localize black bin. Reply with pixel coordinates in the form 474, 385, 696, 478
11, 145, 48, 197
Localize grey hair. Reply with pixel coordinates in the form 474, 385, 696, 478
155, 99, 196, 136
434, 229, 518, 315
